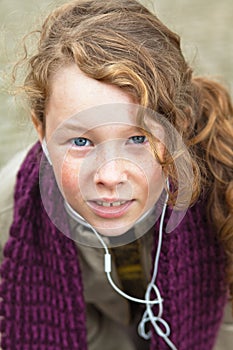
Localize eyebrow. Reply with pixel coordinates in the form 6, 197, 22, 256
56, 120, 88, 134
57, 119, 145, 131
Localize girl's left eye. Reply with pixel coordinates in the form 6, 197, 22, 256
71, 137, 92, 147
128, 135, 147, 144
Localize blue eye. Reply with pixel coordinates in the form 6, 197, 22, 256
128, 135, 147, 144
71, 138, 92, 147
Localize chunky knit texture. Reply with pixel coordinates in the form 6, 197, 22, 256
0, 142, 227, 349
152, 207, 227, 349
0, 143, 87, 350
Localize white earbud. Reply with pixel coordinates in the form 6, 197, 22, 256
41, 139, 52, 165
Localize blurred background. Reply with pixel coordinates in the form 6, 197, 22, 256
0, 0, 232, 168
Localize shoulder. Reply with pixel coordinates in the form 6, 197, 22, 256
0, 147, 32, 263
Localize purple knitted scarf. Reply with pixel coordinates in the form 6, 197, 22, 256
0, 142, 227, 349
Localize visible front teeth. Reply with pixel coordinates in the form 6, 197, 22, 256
96, 201, 126, 207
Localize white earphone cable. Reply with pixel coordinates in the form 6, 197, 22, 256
64, 180, 177, 349
137, 186, 178, 350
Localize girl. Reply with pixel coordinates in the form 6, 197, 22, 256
0, 0, 232, 349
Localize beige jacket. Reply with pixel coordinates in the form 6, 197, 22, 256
0, 148, 233, 350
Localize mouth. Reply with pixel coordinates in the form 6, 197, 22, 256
95, 200, 128, 207
87, 199, 134, 218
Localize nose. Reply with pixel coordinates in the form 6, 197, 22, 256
94, 159, 128, 189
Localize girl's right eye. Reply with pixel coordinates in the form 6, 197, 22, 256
71, 137, 93, 147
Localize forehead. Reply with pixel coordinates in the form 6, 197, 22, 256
46, 64, 138, 134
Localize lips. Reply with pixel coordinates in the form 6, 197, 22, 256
87, 199, 134, 218
95, 200, 128, 207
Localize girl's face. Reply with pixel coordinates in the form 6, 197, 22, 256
39, 65, 165, 236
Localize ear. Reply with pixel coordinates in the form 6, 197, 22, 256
31, 111, 44, 143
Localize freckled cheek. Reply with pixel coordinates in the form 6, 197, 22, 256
60, 161, 81, 197
130, 160, 162, 188
147, 163, 164, 194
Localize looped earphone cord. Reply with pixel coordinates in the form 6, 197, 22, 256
85, 186, 178, 350
137, 189, 178, 350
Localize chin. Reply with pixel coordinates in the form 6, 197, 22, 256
93, 222, 134, 237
